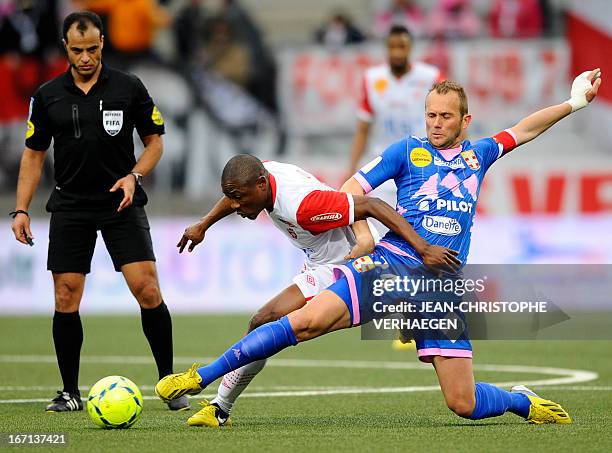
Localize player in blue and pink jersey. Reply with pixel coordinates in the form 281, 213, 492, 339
156, 68, 602, 425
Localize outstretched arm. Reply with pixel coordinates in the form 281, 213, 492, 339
509, 68, 601, 147
177, 196, 235, 253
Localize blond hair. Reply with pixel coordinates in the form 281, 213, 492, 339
428, 80, 469, 117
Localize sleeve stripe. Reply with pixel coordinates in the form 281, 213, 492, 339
504, 128, 517, 143
357, 109, 373, 122
347, 193, 355, 225
492, 129, 518, 157
353, 172, 373, 194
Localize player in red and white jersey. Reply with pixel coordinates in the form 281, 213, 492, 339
348, 25, 442, 235
175, 154, 459, 427
262, 160, 364, 272
349, 25, 442, 172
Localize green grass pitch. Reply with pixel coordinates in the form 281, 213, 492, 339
1, 315, 611, 452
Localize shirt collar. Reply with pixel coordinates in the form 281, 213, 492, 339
62, 63, 109, 93
267, 172, 277, 211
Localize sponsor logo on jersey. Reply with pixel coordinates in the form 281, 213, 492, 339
374, 78, 388, 94
422, 215, 462, 236
410, 148, 433, 167
310, 212, 342, 222
461, 149, 480, 170
436, 199, 473, 213
434, 156, 466, 169
417, 200, 430, 211
103, 110, 123, 136
278, 218, 297, 227
306, 274, 317, 286
151, 105, 164, 125
352, 256, 376, 273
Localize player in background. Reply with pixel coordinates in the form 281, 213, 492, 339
157, 68, 601, 425
174, 155, 460, 426
347, 25, 442, 235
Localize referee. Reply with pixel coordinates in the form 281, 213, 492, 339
10, 12, 188, 412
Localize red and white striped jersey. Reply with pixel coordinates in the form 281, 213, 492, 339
358, 62, 441, 159
263, 161, 358, 266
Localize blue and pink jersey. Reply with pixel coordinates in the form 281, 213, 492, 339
353, 130, 518, 265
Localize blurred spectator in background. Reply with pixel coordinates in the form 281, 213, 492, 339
221, 0, 280, 120
489, 0, 544, 38
315, 10, 366, 49
422, 34, 451, 78
202, 17, 251, 88
75, 0, 170, 66
174, 0, 210, 61
428, 0, 481, 39
373, 0, 425, 39
0, 0, 63, 188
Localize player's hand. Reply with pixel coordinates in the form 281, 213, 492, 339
177, 222, 206, 253
585, 68, 602, 103
11, 213, 34, 246
110, 175, 136, 212
567, 68, 602, 112
420, 244, 461, 274
344, 237, 375, 260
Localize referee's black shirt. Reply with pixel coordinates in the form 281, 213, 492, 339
25, 64, 165, 211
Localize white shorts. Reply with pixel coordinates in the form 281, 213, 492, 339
292, 263, 338, 300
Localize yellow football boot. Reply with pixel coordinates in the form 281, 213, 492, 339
155, 363, 203, 402
511, 385, 572, 424
188, 401, 232, 427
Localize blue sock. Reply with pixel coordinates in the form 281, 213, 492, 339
470, 382, 531, 420
196, 316, 298, 388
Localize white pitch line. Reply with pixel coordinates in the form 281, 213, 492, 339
0, 354, 599, 405
0, 354, 599, 384
1, 385, 610, 405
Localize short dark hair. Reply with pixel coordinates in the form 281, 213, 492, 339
221, 154, 265, 187
62, 11, 103, 42
428, 80, 469, 116
388, 24, 413, 41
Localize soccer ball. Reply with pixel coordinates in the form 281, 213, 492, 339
86, 376, 143, 429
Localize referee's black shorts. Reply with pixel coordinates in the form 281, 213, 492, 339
47, 206, 156, 274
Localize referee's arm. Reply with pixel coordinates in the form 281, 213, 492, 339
12, 147, 47, 244
133, 133, 163, 177
110, 133, 163, 212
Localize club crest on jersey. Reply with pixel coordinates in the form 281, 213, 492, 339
461, 149, 480, 170
103, 110, 123, 136
352, 256, 376, 273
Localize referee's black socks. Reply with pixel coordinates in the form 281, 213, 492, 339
52, 311, 83, 395
141, 301, 173, 380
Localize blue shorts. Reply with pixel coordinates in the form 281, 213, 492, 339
329, 242, 472, 363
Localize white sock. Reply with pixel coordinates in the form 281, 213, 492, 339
211, 359, 267, 414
